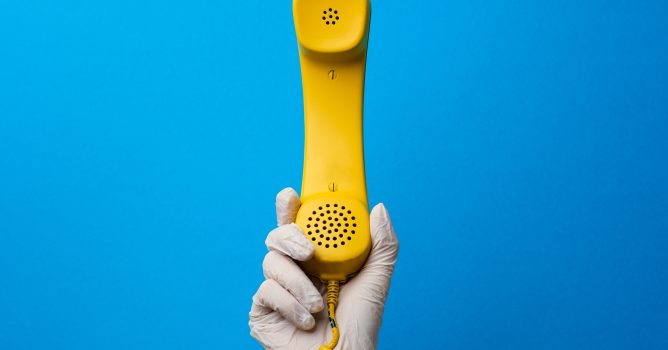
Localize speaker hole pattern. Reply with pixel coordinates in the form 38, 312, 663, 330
322, 8, 339, 26
306, 203, 356, 248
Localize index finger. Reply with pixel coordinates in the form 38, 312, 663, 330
276, 187, 301, 226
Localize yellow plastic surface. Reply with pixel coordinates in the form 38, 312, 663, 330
293, 0, 372, 282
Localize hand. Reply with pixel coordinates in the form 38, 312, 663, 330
249, 188, 399, 350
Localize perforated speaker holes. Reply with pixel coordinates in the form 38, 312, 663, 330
306, 203, 356, 248
322, 8, 339, 25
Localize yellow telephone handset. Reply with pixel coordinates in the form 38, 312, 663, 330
292, 1, 372, 349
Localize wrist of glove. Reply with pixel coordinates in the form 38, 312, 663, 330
249, 188, 399, 350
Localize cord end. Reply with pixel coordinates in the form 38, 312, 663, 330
319, 280, 341, 350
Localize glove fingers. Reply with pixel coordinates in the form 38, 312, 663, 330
276, 187, 301, 226
263, 251, 324, 313
251, 279, 316, 330
265, 224, 314, 261
264, 224, 315, 261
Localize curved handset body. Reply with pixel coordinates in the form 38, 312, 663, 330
293, 0, 372, 282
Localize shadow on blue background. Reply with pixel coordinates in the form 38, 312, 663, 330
1, 0, 667, 349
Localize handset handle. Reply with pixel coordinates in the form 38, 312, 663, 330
300, 53, 368, 207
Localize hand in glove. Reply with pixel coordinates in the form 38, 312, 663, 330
249, 188, 399, 349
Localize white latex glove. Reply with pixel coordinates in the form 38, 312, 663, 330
249, 188, 399, 350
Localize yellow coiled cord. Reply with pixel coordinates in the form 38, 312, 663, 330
319, 280, 340, 350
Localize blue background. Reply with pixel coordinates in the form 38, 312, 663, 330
1, 0, 667, 349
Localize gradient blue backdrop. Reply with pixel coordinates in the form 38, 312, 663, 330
1, 0, 667, 349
